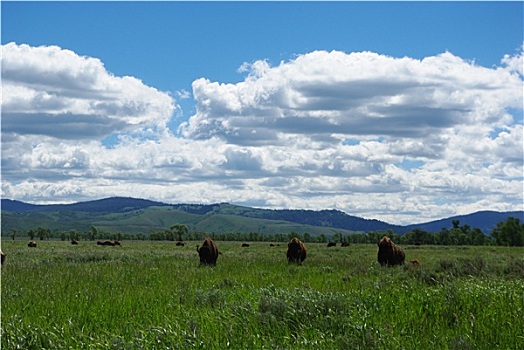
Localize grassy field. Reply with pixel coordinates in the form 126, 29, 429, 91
1, 240, 523, 349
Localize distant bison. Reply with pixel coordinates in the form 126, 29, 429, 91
113, 240, 121, 246
71, 239, 79, 245
377, 236, 405, 267
1, 250, 5, 265
327, 242, 336, 247
241, 243, 250, 247
269, 243, 275, 247
196, 237, 219, 266
287, 237, 307, 264
97, 240, 116, 246
341, 242, 350, 247
28, 241, 37, 248
176, 241, 185, 246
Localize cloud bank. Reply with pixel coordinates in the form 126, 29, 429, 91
2, 43, 522, 225
2, 42, 176, 139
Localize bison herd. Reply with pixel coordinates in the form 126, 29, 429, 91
195, 236, 407, 268
96, 240, 121, 246
3, 236, 411, 268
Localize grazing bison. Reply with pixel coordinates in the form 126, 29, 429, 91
287, 237, 307, 264
327, 242, 336, 247
377, 236, 405, 267
113, 240, 121, 246
341, 242, 350, 247
71, 239, 79, 245
1, 250, 5, 265
176, 241, 185, 246
269, 243, 275, 247
97, 240, 116, 246
28, 241, 37, 248
196, 237, 219, 266
241, 243, 250, 247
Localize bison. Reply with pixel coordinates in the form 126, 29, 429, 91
71, 239, 79, 245
241, 243, 250, 247
97, 240, 116, 246
1, 250, 5, 265
287, 237, 307, 264
28, 241, 37, 248
377, 236, 405, 267
341, 242, 350, 247
196, 237, 219, 266
176, 241, 185, 246
327, 242, 336, 247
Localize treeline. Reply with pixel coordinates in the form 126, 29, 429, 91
2, 217, 523, 247
344, 218, 523, 246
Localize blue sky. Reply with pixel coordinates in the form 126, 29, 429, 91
1, 1, 523, 225
4, 1, 521, 121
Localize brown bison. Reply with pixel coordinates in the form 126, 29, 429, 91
196, 237, 219, 266
71, 239, 79, 245
327, 242, 336, 247
377, 236, 405, 266
287, 237, 307, 264
341, 242, 350, 247
176, 241, 185, 246
97, 240, 116, 246
241, 243, 250, 247
1, 250, 5, 265
28, 241, 37, 248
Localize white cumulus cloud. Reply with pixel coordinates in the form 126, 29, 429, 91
1, 45, 522, 225
1, 42, 176, 139
181, 50, 522, 147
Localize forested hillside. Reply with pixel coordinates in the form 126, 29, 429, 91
1, 197, 522, 238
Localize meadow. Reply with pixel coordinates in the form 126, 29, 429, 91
1, 240, 523, 349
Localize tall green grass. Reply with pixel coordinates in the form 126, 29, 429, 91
1, 241, 523, 349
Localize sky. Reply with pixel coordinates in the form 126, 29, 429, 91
1, 1, 523, 225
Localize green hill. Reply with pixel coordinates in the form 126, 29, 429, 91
0, 204, 358, 237
2, 197, 521, 236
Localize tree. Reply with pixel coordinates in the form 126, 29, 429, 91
491, 217, 524, 246
333, 232, 343, 243
69, 230, 80, 241
404, 229, 428, 245
468, 227, 488, 246
88, 226, 98, 241
170, 224, 189, 241
303, 232, 312, 243
438, 228, 451, 245
37, 227, 50, 241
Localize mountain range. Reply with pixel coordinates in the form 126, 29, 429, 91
1, 197, 522, 236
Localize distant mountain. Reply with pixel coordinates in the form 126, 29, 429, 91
1, 197, 522, 236
403, 211, 524, 235
1, 197, 170, 213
